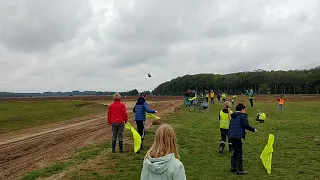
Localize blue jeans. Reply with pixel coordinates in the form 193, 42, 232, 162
278, 104, 283, 111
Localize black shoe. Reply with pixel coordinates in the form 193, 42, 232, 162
219, 142, 225, 154
236, 161, 247, 175
112, 140, 116, 153
119, 141, 124, 153
230, 158, 237, 172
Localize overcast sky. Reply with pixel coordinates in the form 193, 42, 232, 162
1, 0, 320, 93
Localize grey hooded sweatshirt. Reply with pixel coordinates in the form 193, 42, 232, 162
140, 153, 187, 180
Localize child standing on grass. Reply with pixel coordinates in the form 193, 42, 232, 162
222, 93, 227, 103
231, 95, 237, 106
140, 124, 187, 180
228, 103, 257, 175
217, 92, 221, 104
210, 90, 215, 104
107, 93, 128, 153
133, 92, 157, 150
218, 101, 234, 153
278, 96, 285, 111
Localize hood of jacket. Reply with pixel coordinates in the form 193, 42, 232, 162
222, 108, 229, 113
144, 153, 175, 174
136, 97, 146, 105
231, 111, 246, 118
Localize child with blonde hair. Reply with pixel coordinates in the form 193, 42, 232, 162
218, 101, 233, 153
107, 93, 128, 153
140, 124, 187, 180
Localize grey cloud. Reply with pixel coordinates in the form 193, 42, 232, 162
1, 0, 320, 92
0, 0, 92, 52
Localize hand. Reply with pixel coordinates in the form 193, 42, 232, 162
155, 111, 158, 113
254, 129, 257, 132
108, 124, 111, 126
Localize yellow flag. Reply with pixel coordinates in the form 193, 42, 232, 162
146, 113, 161, 120
125, 122, 142, 153
260, 134, 274, 174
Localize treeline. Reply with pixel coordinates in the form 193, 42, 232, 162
0, 89, 150, 98
152, 66, 320, 95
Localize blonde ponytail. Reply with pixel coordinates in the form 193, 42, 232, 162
223, 101, 232, 120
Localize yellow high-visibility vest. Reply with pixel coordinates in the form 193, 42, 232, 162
222, 94, 226, 99
259, 113, 267, 120
220, 110, 232, 129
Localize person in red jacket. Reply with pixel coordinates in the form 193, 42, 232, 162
108, 93, 128, 153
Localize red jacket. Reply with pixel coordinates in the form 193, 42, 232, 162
107, 100, 128, 125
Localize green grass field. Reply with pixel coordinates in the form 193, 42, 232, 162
0, 100, 107, 134
22, 99, 320, 180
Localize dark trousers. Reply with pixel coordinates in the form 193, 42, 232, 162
206, 97, 209, 102
220, 128, 230, 143
135, 120, 146, 140
230, 138, 243, 163
210, 98, 214, 104
112, 123, 124, 141
250, 99, 253, 107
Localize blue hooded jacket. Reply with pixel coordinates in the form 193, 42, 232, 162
133, 97, 156, 121
228, 112, 255, 139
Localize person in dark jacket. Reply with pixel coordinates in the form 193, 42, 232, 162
228, 103, 257, 175
133, 92, 157, 149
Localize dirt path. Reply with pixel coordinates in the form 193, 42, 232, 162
0, 100, 183, 180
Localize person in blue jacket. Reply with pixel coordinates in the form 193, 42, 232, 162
133, 92, 157, 150
228, 103, 257, 175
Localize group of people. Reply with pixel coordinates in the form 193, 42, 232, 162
107, 92, 186, 179
107, 90, 284, 179
218, 101, 257, 175
107, 92, 157, 153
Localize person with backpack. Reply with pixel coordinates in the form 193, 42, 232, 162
140, 124, 187, 180
228, 103, 257, 175
107, 93, 128, 153
133, 92, 157, 150
218, 101, 233, 154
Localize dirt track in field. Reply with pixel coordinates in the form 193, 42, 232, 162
0, 99, 183, 180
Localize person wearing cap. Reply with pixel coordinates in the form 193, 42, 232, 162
133, 92, 157, 149
107, 93, 128, 153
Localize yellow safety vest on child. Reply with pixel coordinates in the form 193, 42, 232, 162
220, 110, 233, 129
258, 113, 267, 120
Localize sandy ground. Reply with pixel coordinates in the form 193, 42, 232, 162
0, 99, 183, 180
